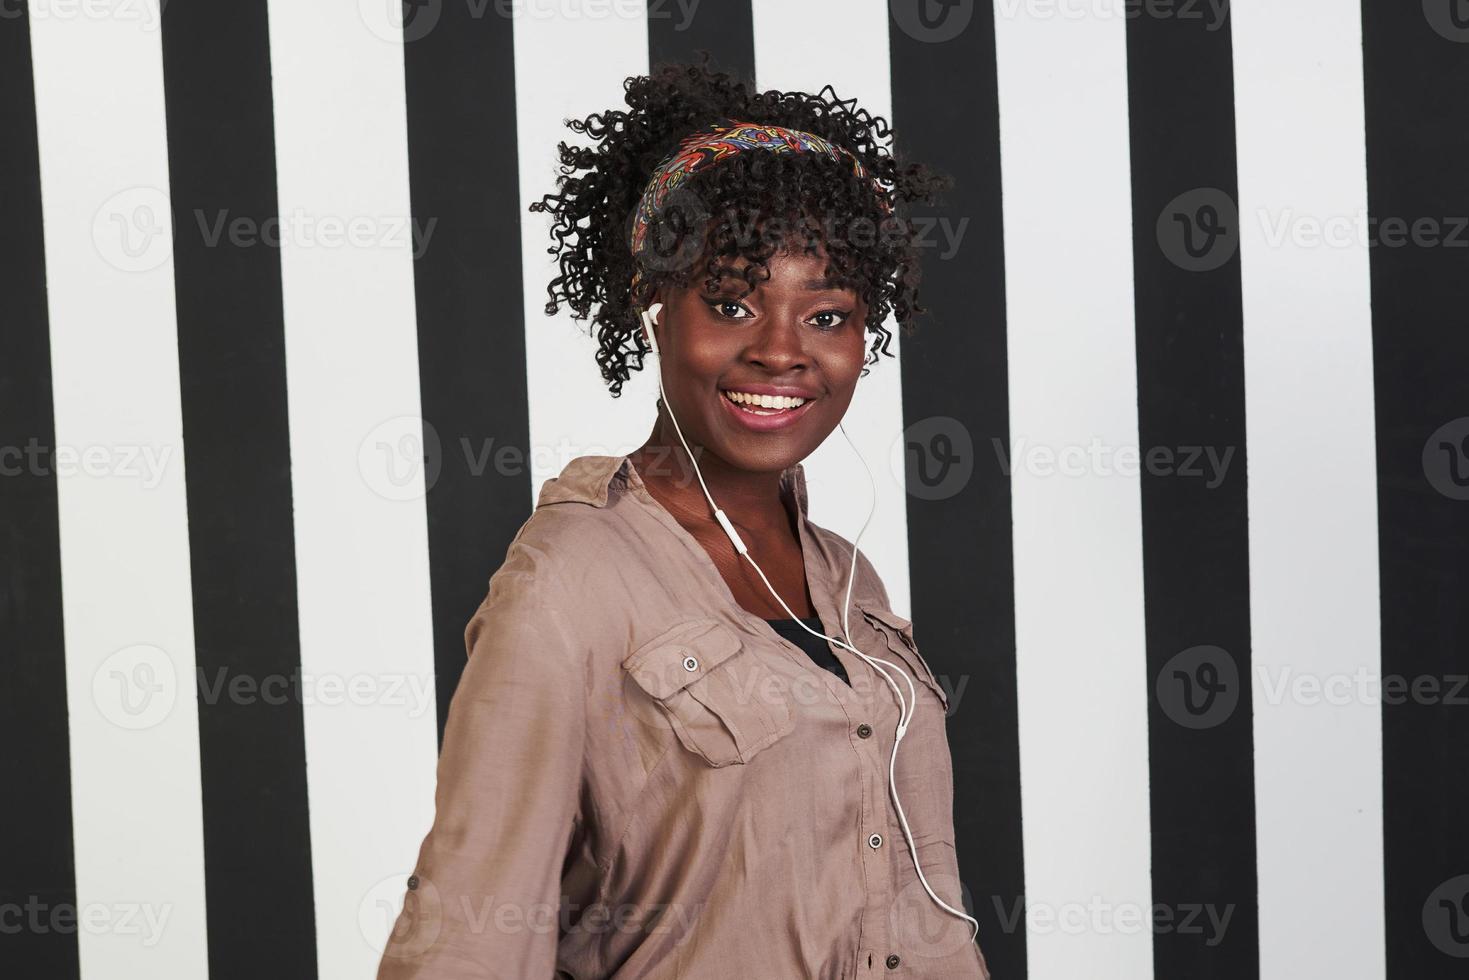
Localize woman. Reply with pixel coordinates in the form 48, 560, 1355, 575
377, 61, 990, 980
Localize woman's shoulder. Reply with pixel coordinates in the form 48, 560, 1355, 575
474, 456, 655, 624
533, 453, 629, 510
512, 455, 656, 556
492, 502, 623, 598
469, 507, 634, 657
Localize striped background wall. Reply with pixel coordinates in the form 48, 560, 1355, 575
3, 1, 1465, 978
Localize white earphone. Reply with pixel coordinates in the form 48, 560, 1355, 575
639, 301, 981, 944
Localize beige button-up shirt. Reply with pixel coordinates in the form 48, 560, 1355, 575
377, 454, 991, 979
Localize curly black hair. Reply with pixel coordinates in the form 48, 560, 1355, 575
528, 54, 953, 398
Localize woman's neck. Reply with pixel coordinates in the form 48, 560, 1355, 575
629, 434, 793, 538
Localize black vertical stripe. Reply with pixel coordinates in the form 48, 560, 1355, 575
159, 4, 317, 976
888, 10, 1024, 978
1125, 8, 1258, 978
0, 11, 81, 979
1362, 4, 1469, 975
401, 0, 531, 745
647, 0, 755, 87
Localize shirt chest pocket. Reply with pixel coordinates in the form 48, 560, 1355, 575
856, 602, 951, 713
621, 618, 796, 768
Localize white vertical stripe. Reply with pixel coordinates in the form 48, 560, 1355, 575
515, 5, 650, 491
750, 0, 916, 619
1231, 4, 1385, 978
992, 3, 1153, 978
28, 6, 209, 979
264, 5, 435, 975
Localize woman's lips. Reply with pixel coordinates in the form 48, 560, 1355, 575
717, 390, 818, 432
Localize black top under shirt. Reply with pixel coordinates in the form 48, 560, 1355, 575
764, 616, 852, 687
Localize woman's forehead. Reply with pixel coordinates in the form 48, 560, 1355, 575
695, 260, 860, 298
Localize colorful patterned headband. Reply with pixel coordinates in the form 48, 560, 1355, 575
628, 118, 892, 287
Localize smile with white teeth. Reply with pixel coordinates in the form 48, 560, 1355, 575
722, 389, 810, 414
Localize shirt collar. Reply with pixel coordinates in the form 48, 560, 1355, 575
536, 453, 810, 522
537, 453, 870, 627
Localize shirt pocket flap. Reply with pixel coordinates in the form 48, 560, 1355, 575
621, 618, 794, 767
857, 601, 949, 711
621, 618, 744, 701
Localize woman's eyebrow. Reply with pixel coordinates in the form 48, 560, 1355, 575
703, 276, 852, 295
802, 277, 855, 292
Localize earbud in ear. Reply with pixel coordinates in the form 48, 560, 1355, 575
642, 302, 664, 355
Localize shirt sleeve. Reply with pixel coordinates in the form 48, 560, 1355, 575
376, 556, 587, 980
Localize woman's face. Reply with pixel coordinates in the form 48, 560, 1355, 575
649, 246, 869, 475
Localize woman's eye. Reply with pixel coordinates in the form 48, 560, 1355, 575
706, 299, 752, 319
810, 309, 853, 330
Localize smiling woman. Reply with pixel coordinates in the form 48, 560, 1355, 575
375, 59, 988, 980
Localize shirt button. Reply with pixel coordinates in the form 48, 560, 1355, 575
868, 833, 883, 849
406, 874, 419, 890
682, 655, 698, 671
856, 723, 873, 739
885, 953, 901, 969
